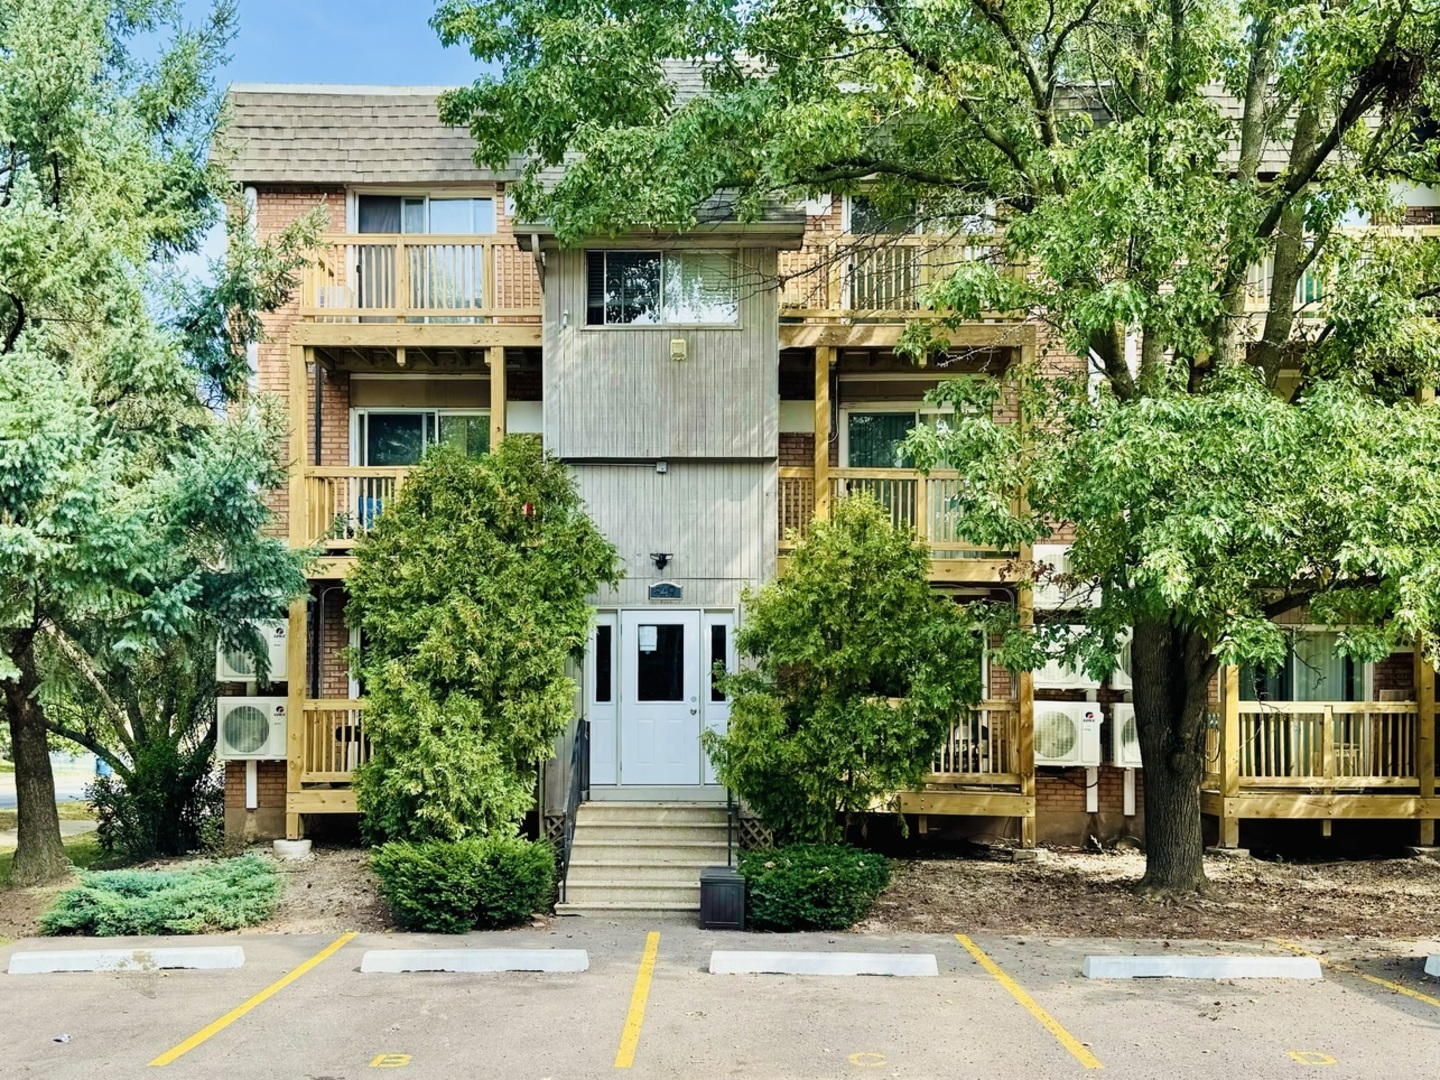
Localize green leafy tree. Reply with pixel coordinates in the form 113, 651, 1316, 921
348, 440, 620, 842
437, 0, 1440, 894
0, 0, 315, 885
707, 495, 981, 843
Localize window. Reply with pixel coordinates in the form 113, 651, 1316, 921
357, 194, 495, 235
847, 195, 918, 236
636, 624, 686, 701
841, 408, 961, 469
354, 409, 489, 467
593, 624, 613, 704
585, 251, 739, 325
1241, 631, 1361, 703
710, 623, 728, 703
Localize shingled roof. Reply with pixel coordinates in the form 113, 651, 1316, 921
218, 84, 510, 186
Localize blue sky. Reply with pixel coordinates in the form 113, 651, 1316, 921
190, 0, 482, 88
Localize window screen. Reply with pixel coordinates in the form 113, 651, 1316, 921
846, 412, 917, 468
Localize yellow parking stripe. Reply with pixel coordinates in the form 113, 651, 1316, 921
613, 930, 660, 1069
1274, 938, 1440, 1009
149, 931, 357, 1067
955, 934, 1103, 1070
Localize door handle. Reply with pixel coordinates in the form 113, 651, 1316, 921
690, 708, 698, 715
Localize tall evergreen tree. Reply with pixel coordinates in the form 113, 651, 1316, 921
0, 0, 314, 884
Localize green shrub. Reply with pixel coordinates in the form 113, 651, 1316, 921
40, 853, 281, 936
371, 836, 556, 933
739, 844, 890, 931
707, 495, 981, 843
349, 440, 620, 843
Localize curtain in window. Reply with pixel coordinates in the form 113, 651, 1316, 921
847, 412, 917, 468
1292, 631, 1355, 702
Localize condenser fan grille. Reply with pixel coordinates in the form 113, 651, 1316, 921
1035, 711, 1079, 760
1121, 714, 1138, 752
223, 706, 270, 754
222, 648, 257, 678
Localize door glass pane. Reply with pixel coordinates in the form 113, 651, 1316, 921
636, 624, 685, 701
709, 624, 728, 703
1292, 631, 1355, 702
365, 413, 427, 466
593, 625, 613, 704
847, 412, 917, 467
357, 195, 401, 234
438, 413, 490, 458
401, 198, 426, 235
428, 198, 470, 234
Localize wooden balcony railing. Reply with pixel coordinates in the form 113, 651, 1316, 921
779, 233, 1010, 320
1244, 224, 1440, 313
301, 466, 411, 550
778, 466, 1011, 559
299, 234, 542, 323
929, 701, 1022, 785
301, 699, 371, 783
1235, 701, 1419, 788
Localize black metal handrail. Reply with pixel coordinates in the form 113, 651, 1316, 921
726, 787, 737, 868
557, 718, 590, 904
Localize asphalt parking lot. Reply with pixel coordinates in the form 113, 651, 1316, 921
4, 922, 1440, 1079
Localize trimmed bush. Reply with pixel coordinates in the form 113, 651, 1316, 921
739, 844, 890, 931
371, 836, 556, 933
40, 854, 281, 936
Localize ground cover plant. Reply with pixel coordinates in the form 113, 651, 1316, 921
39, 853, 281, 936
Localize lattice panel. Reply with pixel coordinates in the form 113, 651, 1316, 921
542, 813, 566, 845
737, 815, 774, 851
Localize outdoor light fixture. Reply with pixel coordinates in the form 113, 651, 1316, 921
650, 552, 672, 570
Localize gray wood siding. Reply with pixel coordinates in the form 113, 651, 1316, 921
573, 462, 776, 609
543, 248, 779, 459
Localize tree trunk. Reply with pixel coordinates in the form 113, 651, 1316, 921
4, 635, 69, 885
1131, 616, 1217, 895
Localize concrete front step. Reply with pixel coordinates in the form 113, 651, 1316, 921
571, 838, 731, 861
572, 822, 729, 844
576, 802, 728, 825
556, 900, 701, 914
562, 881, 702, 905
567, 860, 718, 884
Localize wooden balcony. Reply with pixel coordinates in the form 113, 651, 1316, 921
779, 233, 1011, 322
1204, 667, 1438, 845
299, 699, 372, 784
777, 466, 1017, 581
300, 466, 411, 551
293, 234, 542, 351
901, 700, 1034, 819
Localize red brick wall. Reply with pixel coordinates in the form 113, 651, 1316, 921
223, 759, 287, 842
1374, 651, 1415, 697
253, 187, 347, 536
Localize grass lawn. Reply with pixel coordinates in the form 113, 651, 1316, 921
0, 802, 96, 833
0, 835, 102, 888
0, 759, 13, 773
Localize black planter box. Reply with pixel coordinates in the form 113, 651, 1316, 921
698, 865, 746, 930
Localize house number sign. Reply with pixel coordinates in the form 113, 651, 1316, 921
649, 582, 683, 602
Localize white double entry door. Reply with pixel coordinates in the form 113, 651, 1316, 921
588, 610, 734, 788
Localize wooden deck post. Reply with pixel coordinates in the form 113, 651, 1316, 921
1220, 665, 1241, 848
488, 345, 507, 450
1417, 639, 1436, 845
285, 342, 310, 841
813, 346, 834, 520
1017, 573, 1036, 848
